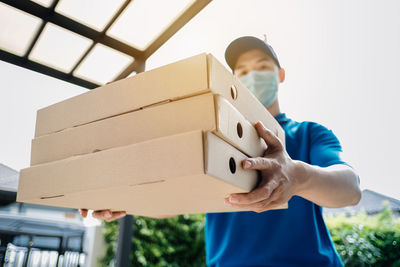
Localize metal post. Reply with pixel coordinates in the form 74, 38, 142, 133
55, 236, 63, 267
115, 215, 133, 267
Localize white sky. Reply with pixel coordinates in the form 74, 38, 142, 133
1, 0, 399, 200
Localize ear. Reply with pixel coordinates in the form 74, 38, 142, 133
279, 68, 285, 83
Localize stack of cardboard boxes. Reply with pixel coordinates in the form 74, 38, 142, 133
17, 53, 287, 217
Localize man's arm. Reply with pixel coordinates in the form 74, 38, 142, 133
224, 122, 361, 212
294, 162, 361, 208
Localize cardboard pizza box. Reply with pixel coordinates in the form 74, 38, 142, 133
19, 131, 288, 217
31, 93, 268, 166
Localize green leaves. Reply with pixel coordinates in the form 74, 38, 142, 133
100, 214, 206, 267
100, 205, 399, 266
325, 203, 400, 267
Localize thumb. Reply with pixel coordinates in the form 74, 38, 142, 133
255, 122, 283, 152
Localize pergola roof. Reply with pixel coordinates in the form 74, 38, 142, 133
0, 0, 211, 88
0, 3, 212, 264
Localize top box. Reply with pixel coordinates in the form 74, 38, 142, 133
35, 53, 285, 146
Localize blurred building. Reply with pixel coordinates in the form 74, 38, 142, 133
0, 163, 105, 267
324, 189, 400, 217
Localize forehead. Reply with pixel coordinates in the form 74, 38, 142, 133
234, 49, 274, 69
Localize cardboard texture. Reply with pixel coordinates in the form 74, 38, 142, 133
18, 131, 287, 216
31, 93, 267, 165
34, 53, 285, 148
19, 53, 289, 216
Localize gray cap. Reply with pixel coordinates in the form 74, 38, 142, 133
225, 36, 281, 70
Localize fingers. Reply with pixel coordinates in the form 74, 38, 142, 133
225, 186, 283, 213
254, 190, 286, 212
79, 209, 88, 218
91, 209, 127, 222
242, 157, 278, 171
107, 211, 127, 222
227, 179, 280, 205
255, 121, 283, 152
92, 210, 112, 220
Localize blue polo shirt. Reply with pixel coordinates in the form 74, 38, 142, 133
205, 113, 347, 267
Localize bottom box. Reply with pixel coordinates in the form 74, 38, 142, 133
17, 131, 287, 216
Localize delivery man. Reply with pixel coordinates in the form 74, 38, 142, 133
80, 36, 362, 267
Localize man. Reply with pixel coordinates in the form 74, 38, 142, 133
81, 36, 362, 266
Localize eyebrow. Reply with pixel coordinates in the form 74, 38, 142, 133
236, 56, 272, 70
256, 56, 273, 64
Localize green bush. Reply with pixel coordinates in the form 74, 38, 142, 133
100, 214, 206, 267
325, 203, 400, 267
100, 206, 400, 266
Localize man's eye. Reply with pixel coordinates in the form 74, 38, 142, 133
259, 65, 270, 70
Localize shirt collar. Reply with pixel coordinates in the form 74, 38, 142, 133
274, 113, 290, 125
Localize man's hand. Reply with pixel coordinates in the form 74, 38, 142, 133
79, 209, 127, 222
224, 121, 302, 213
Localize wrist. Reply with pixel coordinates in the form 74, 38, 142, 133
291, 160, 312, 196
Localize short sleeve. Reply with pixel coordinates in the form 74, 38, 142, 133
308, 123, 350, 168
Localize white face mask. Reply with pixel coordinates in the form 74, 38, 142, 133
239, 70, 279, 107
